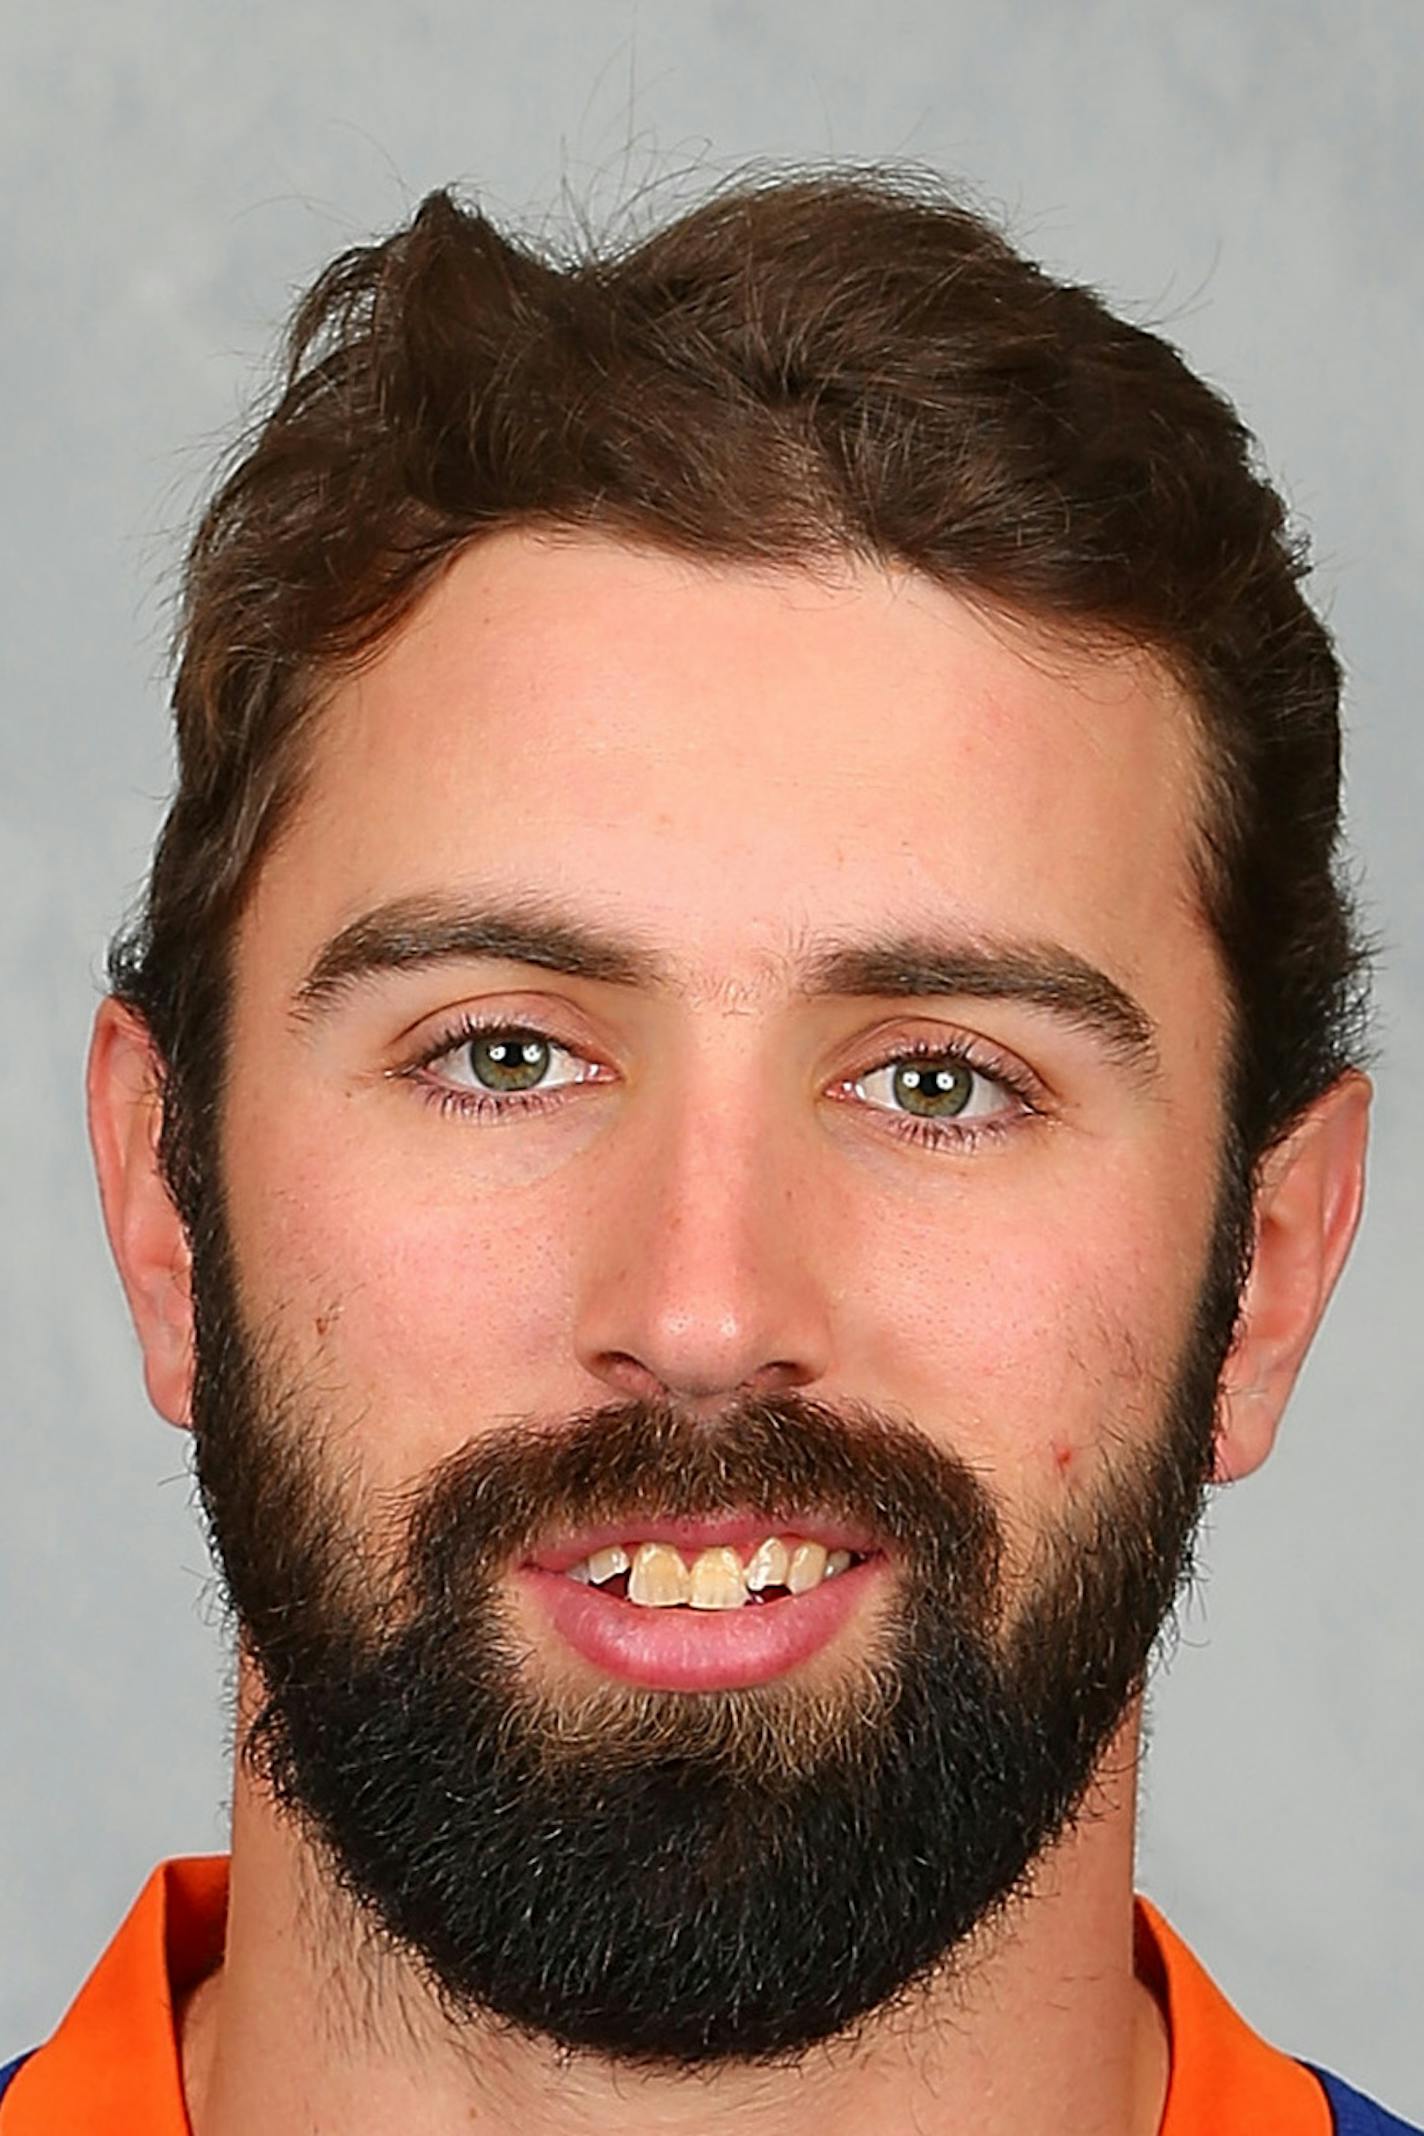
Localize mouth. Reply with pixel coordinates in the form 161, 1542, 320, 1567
517, 1516, 889, 1691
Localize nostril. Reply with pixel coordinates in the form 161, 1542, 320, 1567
585, 1352, 819, 1411
589, 1352, 668, 1402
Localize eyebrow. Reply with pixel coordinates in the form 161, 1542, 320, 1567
292, 891, 1159, 1075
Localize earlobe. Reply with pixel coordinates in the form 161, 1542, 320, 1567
86, 997, 196, 1429
1213, 1070, 1371, 1484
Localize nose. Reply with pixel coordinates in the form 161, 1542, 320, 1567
573, 1075, 835, 1412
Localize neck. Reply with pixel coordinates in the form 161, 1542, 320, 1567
180, 1683, 1168, 2136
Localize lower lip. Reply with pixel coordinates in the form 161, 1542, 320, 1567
518, 1558, 884, 1691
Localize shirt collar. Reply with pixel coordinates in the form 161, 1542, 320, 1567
3, 1859, 1328, 2133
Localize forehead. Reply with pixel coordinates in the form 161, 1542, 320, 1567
251, 529, 1213, 1008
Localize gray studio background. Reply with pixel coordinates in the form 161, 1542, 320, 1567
2, 1, 1420, 2117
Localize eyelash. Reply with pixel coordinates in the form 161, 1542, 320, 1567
396, 1013, 1042, 1154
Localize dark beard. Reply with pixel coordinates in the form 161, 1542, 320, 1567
184, 1168, 1249, 2072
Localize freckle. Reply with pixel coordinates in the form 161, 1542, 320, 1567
314, 1302, 343, 1339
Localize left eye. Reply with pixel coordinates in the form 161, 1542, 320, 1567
427, 1028, 591, 1096
853, 1053, 1018, 1122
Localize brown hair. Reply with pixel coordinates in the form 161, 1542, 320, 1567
109, 167, 1370, 1225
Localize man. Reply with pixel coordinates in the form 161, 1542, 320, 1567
0, 169, 1413, 2133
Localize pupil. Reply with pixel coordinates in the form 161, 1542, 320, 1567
471, 1033, 549, 1092
893, 1059, 972, 1118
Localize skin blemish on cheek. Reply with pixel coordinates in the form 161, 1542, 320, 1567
1052, 1441, 1075, 1476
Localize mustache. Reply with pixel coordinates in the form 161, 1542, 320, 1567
397, 1390, 1005, 1609
195, 1332, 1008, 1674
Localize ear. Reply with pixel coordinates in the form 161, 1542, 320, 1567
87, 997, 195, 1429
1213, 1069, 1371, 1483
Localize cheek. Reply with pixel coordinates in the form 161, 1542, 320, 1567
225, 1121, 579, 1477
854, 1152, 1212, 1498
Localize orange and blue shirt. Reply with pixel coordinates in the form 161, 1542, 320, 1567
0, 1858, 1416, 2131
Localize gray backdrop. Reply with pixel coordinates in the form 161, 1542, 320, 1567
2, 1, 1419, 2117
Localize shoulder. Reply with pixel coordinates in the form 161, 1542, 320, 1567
1135, 1897, 1418, 2136
0, 2052, 35, 2108
1310, 2064, 1424, 2135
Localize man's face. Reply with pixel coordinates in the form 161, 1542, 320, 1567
191, 532, 1239, 2064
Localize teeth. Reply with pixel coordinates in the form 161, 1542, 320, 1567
688, 1545, 748, 1610
627, 1541, 691, 1607
586, 1543, 631, 1586
786, 1541, 829, 1594
743, 1536, 791, 1591
564, 1534, 865, 1604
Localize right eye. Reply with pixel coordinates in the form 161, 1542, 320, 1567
401, 1017, 608, 1120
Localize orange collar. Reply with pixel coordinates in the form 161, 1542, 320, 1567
3, 1858, 1329, 2133
1136, 1896, 1329, 2132
4, 1857, 225, 2133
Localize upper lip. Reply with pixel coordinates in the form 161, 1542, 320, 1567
524, 1512, 882, 1574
